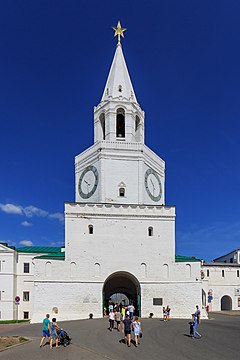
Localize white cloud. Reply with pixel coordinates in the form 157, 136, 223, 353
23, 205, 48, 218
48, 212, 64, 222
0, 203, 23, 215
19, 240, 33, 246
21, 221, 33, 227
0, 202, 63, 223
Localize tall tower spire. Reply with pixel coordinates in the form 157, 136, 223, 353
94, 21, 144, 144
101, 21, 137, 103
75, 22, 165, 207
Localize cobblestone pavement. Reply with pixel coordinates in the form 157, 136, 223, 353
0, 313, 240, 360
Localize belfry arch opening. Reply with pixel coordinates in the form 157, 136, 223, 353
103, 271, 141, 316
116, 108, 125, 138
99, 113, 105, 140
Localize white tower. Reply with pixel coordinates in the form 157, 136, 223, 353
32, 23, 202, 323
75, 29, 165, 206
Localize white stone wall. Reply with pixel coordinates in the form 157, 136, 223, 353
64, 203, 176, 275
202, 264, 240, 311
30, 202, 203, 323
141, 281, 202, 318
16, 253, 35, 320
0, 245, 16, 320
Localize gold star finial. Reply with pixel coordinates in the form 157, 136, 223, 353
112, 21, 127, 44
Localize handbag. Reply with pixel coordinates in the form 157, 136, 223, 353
140, 332, 143, 338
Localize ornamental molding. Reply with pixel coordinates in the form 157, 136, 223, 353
65, 212, 175, 220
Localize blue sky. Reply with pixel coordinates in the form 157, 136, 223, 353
0, 1, 240, 261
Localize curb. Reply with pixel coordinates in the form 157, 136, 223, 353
0, 338, 31, 352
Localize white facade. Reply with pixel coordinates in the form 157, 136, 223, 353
0, 244, 63, 321
202, 263, 240, 311
0, 244, 16, 320
2, 35, 240, 323
31, 40, 203, 323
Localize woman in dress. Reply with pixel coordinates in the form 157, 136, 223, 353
49, 318, 60, 349
132, 316, 142, 347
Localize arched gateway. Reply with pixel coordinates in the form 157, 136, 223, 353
221, 295, 232, 310
103, 272, 141, 316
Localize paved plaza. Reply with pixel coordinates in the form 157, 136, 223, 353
0, 313, 239, 360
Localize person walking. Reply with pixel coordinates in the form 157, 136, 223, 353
163, 307, 167, 321
115, 308, 122, 332
40, 314, 50, 348
129, 304, 135, 320
191, 313, 201, 338
132, 316, 142, 347
121, 305, 126, 321
108, 309, 115, 331
195, 305, 201, 324
49, 318, 60, 349
166, 305, 171, 321
122, 314, 132, 347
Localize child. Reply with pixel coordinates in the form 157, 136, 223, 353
189, 321, 194, 338
191, 314, 201, 338
132, 316, 142, 347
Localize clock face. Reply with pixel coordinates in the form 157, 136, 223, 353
78, 165, 99, 199
144, 168, 162, 202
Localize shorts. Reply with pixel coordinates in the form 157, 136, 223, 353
124, 330, 131, 336
42, 329, 50, 337
116, 321, 120, 324
50, 332, 57, 340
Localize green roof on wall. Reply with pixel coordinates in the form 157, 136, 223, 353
16, 246, 63, 254
175, 255, 201, 262
34, 252, 65, 260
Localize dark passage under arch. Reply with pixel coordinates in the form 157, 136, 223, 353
103, 271, 141, 316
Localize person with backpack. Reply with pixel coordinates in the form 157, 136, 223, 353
122, 314, 132, 347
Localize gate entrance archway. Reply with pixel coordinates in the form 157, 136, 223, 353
221, 295, 232, 310
103, 271, 141, 316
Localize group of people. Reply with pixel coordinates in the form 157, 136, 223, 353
39, 314, 61, 349
107, 303, 135, 320
108, 305, 142, 347
39, 305, 201, 350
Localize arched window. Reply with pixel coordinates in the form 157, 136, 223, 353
119, 187, 125, 197
141, 263, 147, 278
116, 108, 125, 138
94, 263, 100, 277
118, 85, 122, 92
186, 264, 191, 279
45, 262, 52, 277
99, 113, 105, 140
88, 225, 93, 234
148, 227, 153, 236
163, 264, 169, 279
70, 262, 77, 278
135, 115, 141, 142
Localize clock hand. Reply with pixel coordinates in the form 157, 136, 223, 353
150, 178, 155, 190
84, 180, 90, 186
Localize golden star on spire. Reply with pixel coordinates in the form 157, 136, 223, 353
112, 21, 127, 44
